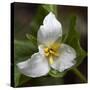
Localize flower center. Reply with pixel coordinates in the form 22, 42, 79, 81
44, 43, 60, 64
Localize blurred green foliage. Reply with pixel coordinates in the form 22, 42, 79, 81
63, 16, 86, 67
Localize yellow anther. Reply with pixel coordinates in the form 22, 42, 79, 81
49, 50, 55, 54
49, 49, 59, 56
44, 48, 49, 53
44, 43, 60, 64
49, 55, 54, 64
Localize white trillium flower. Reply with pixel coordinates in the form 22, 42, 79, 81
17, 12, 76, 78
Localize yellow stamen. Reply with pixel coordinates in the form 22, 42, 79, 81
49, 55, 54, 64
44, 43, 60, 64
49, 50, 55, 55
49, 50, 59, 56
44, 48, 49, 53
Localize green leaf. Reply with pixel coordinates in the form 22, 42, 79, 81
42, 4, 57, 16
14, 40, 38, 86
14, 65, 32, 87
26, 34, 37, 45
64, 16, 87, 67
18, 74, 32, 86
49, 69, 66, 78
14, 65, 21, 87
29, 76, 64, 86
14, 40, 38, 63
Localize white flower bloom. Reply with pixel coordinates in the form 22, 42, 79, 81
17, 12, 76, 78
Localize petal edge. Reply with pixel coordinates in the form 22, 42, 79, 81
17, 53, 50, 78
38, 12, 62, 46
51, 44, 76, 72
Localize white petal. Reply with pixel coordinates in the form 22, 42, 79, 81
38, 45, 45, 56
17, 53, 50, 77
38, 12, 62, 46
51, 44, 76, 72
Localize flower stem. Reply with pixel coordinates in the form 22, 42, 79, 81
71, 68, 87, 82
49, 5, 57, 17
54, 5, 58, 17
